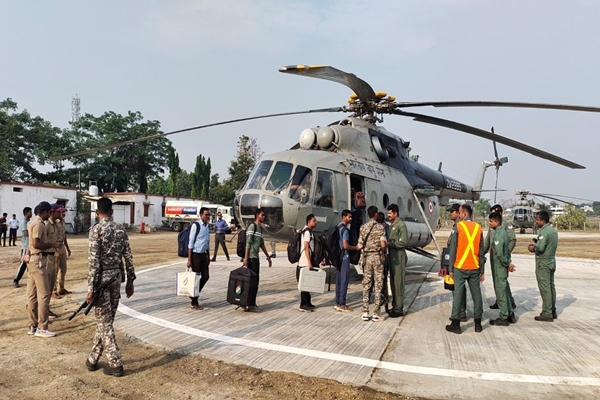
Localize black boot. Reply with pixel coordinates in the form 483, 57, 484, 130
489, 302, 499, 309
474, 318, 483, 332
552, 309, 558, 319
490, 317, 509, 326
445, 319, 461, 334
508, 313, 517, 324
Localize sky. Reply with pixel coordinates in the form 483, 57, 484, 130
2, 0, 599, 203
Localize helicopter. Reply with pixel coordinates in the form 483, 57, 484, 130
510, 190, 594, 234
54, 65, 600, 258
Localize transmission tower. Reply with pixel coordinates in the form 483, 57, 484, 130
71, 94, 81, 123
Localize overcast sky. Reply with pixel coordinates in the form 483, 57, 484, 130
2, 0, 599, 203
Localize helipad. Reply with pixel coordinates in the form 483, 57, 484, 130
116, 253, 600, 399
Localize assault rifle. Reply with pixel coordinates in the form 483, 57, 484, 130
68, 275, 119, 321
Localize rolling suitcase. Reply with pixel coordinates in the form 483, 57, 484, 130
227, 266, 259, 308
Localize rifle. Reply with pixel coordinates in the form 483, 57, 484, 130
68, 275, 119, 321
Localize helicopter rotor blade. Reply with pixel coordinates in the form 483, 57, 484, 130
494, 167, 499, 203
393, 109, 585, 169
491, 127, 500, 160
396, 100, 600, 114
531, 194, 576, 207
279, 65, 377, 104
532, 193, 595, 203
50, 107, 343, 161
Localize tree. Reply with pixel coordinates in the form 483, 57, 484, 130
474, 198, 491, 218
191, 155, 211, 199
147, 176, 168, 195
215, 135, 263, 205
554, 205, 586, 230
593, 201, 600, 215
0, 98, 64, 182
537, 203, 553, 219
64, 111, 174, 193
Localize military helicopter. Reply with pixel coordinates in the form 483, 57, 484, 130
55, 65, 600, 258
510, 190, 593, 234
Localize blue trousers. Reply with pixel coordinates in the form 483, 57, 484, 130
335, 257, 351, 306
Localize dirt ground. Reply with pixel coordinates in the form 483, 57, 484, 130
0, 229, 597, 400
0, 231, 415, 400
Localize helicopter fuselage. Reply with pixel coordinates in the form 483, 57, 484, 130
234, 117, 485, 248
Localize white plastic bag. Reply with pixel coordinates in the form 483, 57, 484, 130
176, 269, 201, 297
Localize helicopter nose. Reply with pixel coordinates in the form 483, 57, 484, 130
238, 193, 285, 235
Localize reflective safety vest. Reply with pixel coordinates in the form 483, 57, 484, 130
454, 220, 482, 270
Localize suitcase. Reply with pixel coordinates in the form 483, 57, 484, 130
298, 267, 326, 294
227, 266, 259, 307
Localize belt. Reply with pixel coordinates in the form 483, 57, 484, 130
193, 251, 209, 255
102, 267, 122, 271
31, 252, 54, 256
364, 250, 381, 254
215, 232, 225, 235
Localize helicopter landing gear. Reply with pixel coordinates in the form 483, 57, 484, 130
520, 228, 526, 234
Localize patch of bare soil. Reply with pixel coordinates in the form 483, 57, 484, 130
0, 232, 416, 400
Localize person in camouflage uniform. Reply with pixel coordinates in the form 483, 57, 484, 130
86, 198, 135, 377
357, 206, 387, 322
484, 204, 517, 310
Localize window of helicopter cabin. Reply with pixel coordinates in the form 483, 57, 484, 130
247, 160, 273, 190
289, 165, 313, 203
266, 161, 293, 191
314, 170, 334, 208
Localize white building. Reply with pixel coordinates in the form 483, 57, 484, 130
85, 192, 208, 230
0, 182, 77, 236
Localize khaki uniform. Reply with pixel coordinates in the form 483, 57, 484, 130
357, 220, 386, 316
55, 218, 68, 292
46, 219, 61, 294
26, 216, 52, 330
87, 217, 135, 369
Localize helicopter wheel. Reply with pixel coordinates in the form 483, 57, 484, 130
520, 228, 526, 234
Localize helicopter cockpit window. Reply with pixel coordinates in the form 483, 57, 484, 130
289, 166, 312, 203
314, 170, 334, 208
266, 162, 293, 191
247, 160, 273, 190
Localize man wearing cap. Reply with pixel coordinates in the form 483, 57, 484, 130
445, 203, 467, 321
55, 206, 72, 295
446, 203, 485, 334
86, 197, 135, 376
47, 204, 63, 301
26, 201, 62, 338
484, 204, 517, 311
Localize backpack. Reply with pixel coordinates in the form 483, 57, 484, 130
311, 234, 326, 267
236, 223, 256, 258
320, 224, 344, 270
177, 222, 200, 257
287, 227, 309, 264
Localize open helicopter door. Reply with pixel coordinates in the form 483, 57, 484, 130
311, 169, 343, 229
349, 174, 366, 239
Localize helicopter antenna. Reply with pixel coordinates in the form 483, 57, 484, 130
490, 127, 508, 203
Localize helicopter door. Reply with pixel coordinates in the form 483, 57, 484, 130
312, 169, 337, 229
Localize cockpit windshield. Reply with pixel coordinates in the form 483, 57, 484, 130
266, 161, 293, 191
289, 165, 313, 203
246, 160, 273, 190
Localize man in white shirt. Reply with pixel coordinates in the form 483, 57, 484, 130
8, 214, 19, 246
297, 214, 317, 312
